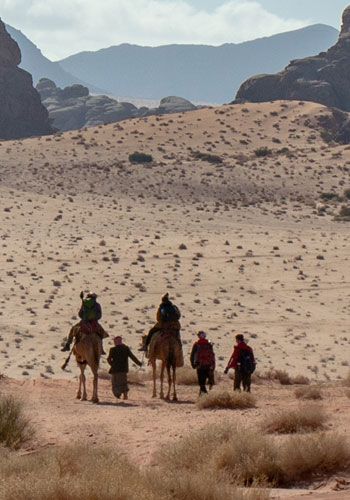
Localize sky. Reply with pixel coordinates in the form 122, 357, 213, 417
1, 0, 348, 60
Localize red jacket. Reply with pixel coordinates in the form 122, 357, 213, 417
227, 341, 255, 370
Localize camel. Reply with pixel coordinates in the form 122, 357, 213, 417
147, 330, 184, 401
62, 329, 101, 403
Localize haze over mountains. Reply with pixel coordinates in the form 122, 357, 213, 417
7, 22, 338, 103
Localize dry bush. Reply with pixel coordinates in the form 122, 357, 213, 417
280, 432, 350, 483
128, 369, 149, 386
343, 371, 350, 387
263, 405, 327, 434
197, 391, 256, 410
291, 375, 310, 385
0, 445, 265, 500
0, 396, 32, 449
159, 423, 350, 488
345, 389, 350, 399
98, 369, 111, 380
261, 370, 309, 386
176, 366, 198, 385
295, 386, 322, 400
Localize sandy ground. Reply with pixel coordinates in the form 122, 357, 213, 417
1, 374, 350, 499
0, 100, 349, 497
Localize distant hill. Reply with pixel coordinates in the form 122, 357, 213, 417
58, 24, 339, 103
5, 24, 104, 93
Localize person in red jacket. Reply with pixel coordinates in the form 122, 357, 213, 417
190, 331, 216, 396
224, 334, 255, 392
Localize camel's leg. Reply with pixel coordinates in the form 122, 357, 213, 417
160, 362, 165, 399
152, 360, 157, 398
77, 365, 83, 400
165, 364, 171, 401
172, 366, 178, 402
91, 367, 99, 404
80, 364, 87, 401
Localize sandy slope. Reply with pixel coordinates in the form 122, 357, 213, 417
0, 100, 349, 496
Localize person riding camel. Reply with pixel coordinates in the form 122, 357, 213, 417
141, 293, 181, 352
61, 291, 108, 353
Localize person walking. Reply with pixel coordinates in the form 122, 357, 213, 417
190, 331, 216, 396
107, 336, 142, 400
224, 334, 256, 392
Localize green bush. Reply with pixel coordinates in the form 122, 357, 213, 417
129, 151, 153, 164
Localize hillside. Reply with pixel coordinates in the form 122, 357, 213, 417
5, 23, 104, 93
0, 100, 349, 383
58, 24, 338, 103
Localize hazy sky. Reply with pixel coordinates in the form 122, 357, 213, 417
1, 0, 348, 60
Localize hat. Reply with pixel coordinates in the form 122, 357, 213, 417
162, 293, 169, 303
197, 331, 207, 339
87, 292, 97, 298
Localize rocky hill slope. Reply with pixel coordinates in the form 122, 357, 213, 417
236, 5, 350, 111
37, 78, 197, 131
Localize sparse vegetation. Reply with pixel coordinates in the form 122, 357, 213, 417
197, 391, 256, 410
262, 405, 327, 434
295, 386, 322, 400
129, 151, 153, 163
254, 147, 272, 157
159, 424, 350, 488
192, 150, 223, 164
0, 445, 265, 500
0, 396, 32, 449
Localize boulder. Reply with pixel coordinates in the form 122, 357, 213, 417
235, 5, 350, 112
0, 20, 52, 139
158, 96, 197, 114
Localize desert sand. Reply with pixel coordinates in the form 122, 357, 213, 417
0, 100, 349, 497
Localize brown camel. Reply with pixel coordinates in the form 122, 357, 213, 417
147, 330, 184, 401
62, 330, 101, 403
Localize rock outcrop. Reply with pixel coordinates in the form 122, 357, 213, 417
235, 6, 350, 111
0, 20, 52, 140
37, 79, 198, 131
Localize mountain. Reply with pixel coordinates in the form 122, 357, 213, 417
5, 24, 104, 93
235, 6, 350, 112
58, 24, 339, 104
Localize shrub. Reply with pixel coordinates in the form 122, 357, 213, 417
0, 396, 32, 449
320, 192, 339, 201
176, 366, 198, 385
343, 188, 350, 200
295, 386, 322, 400
192, 151, 223, 164
197, 391, 256, 410
343, 371, 350, 387
254, 147, 272, 158
0, 445, 263, 500
159, 424, 350, 488
339, 205, 350, 217
129, 151, 153, 164
291, 375, 310, 385
262, 405, 327, 434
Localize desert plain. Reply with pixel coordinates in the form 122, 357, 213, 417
0, 100, 349, 498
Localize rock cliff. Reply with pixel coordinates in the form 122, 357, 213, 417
0, 20, 52, 139
235, 6, 350, 111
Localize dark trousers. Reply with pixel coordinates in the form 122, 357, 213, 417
197, 367, 214, 395
234, 368, 251, 392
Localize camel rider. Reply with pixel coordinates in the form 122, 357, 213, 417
61, 291, 108, 353
141, 293, 181, 351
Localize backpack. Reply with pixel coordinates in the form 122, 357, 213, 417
195, 342, 215, 368
239, 350, 256, 375
160, 302, 181, 322
82, 297, 98, 321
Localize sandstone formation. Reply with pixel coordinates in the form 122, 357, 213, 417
235, 6, 350, 111
0, 20, 52, 140
37, 79, 198, 132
